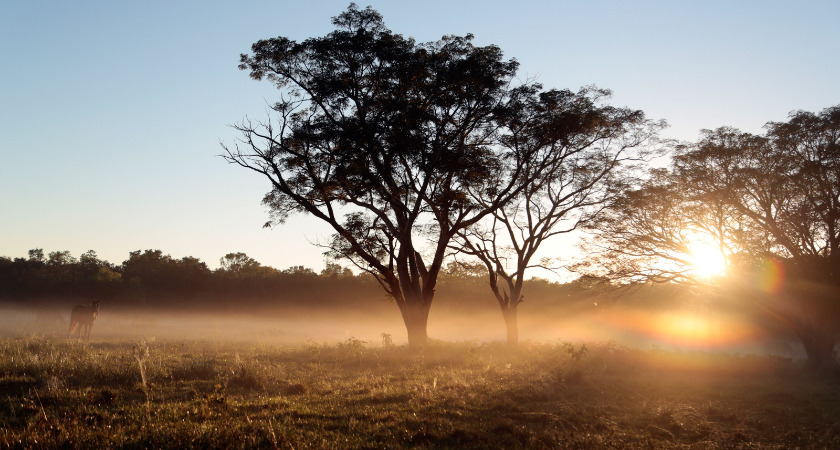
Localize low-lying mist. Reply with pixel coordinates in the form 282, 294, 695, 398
0, 288, 795, 358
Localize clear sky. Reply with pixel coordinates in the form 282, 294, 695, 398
1, 0, 838, 273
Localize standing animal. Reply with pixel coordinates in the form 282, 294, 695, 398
68, 300, 100, 340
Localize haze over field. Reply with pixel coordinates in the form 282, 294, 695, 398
0, 282, 790, 357
3, 4, 840, 448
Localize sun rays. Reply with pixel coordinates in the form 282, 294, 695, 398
688, 242, 727, 278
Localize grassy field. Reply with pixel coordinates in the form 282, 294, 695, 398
0, 335, 838, 449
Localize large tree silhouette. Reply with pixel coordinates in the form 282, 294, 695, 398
222, 5, 557, 347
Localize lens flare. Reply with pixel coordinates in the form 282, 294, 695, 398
577, 309, 761, 351
754, 258, 785, 293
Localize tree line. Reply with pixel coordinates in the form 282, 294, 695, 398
0, 249, 598, 315
0, 249, 366, 311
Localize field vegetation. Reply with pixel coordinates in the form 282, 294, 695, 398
1, 336, 838, 449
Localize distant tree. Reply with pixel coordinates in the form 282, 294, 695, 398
283, 266, 318, 276
28, 248, 44, 263
450, 87, 663, 344
122, 250, 171, 279
80, 250, 107, 267
219, 252, 259, 273
48, 250, 77, 266
122, 250, 211, 303
91, 266, 122, 284
0, 256, 12, 299
224, 5, 559, 347
0, 249, 118, 302
321, 262, 353, 278
579, 105, 840, 367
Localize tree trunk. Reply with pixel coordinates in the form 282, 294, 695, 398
401, 302, 430, 350
503, 308, 518, 346
788, 287, 840, 368
405, 317, 428, 349
795, 328, 837, 368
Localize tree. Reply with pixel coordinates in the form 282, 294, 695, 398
579, 105, 840, 366
122, 250, 211, 303
219, 252, 260, 274
28, 248, 44, 263
574, 168, 738, 287
450, 87, 663, 344
48, 250, 77, 266
283, 265, 318, 276
80, 250, 107, 267
321, 262, 354, 278
223, 5, 558, 348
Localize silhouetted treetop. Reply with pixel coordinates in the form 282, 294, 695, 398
578, 104, 840, 366
225, 4, 566, 347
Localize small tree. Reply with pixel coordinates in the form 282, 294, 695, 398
223, 5, 557, 348
450, 87, 664, 344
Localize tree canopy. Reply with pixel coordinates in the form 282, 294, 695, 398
578, 105, 840, 366
224, 5, 565, 347
450, 86, 664, 344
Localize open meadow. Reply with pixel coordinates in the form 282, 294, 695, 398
3, 1, 839, 449
1, 335, 839, 449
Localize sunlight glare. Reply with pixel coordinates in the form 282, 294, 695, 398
689, 243, 726, 277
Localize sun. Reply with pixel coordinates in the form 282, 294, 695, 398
689, 243, 726, 277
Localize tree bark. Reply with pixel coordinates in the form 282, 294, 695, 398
800, 330, 836, 369
794, 326, 837, 368
779, 284, 840, 368
405, 318, 428, 349
503, 307, 519, 346
400, 301, 430, 350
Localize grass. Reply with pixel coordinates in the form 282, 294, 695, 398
0, 336, 838, 449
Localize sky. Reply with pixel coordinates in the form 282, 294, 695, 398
1, 0, 838, 274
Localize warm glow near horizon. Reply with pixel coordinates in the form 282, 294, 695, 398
689, 242, 727, 278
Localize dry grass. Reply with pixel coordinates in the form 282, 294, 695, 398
0, 336, 838, 449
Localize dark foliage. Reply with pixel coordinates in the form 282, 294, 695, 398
0, 249, 381, 313
578, 104, 840, 366
223, 5, 577, 347
0, 248, 591, 318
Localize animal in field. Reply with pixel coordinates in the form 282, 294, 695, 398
68, 300, 100, 340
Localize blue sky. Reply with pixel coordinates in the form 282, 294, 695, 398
1, 0, 838, 272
